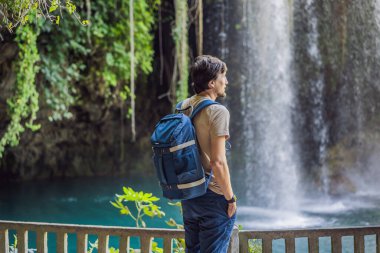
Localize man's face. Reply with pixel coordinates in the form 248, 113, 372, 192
213, 71, 228, 97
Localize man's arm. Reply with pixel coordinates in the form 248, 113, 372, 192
210, 135, 237, 217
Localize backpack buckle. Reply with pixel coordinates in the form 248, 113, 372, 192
153, 147, 171, 155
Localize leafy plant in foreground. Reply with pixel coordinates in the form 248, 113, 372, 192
110, 187, 185, 253
111, 187, 165, 228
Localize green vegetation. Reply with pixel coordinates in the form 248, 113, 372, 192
249, 239, 262, 253
0, 0, 160, 158
0, 18, 40, 158
109, 187, 185, 252
111, 186, 165, 228
0, 0, 88, 35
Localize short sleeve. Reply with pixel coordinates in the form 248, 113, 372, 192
209, 105, 230, 138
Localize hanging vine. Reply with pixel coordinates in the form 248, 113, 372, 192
0, 20, 41, 158
196, 0, 203, 56
129, 0, 136, 142
173, 0, 189, 103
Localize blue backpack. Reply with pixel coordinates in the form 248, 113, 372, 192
151, 99, 219, 200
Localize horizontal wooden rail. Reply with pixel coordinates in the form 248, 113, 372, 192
2, 220, 380, 252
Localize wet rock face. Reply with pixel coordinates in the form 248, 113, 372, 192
298, 0, 380, 194
325, 115, 380, 195
0, 105, 154, 181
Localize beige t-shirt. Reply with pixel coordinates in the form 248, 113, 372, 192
181, 95, 230, 195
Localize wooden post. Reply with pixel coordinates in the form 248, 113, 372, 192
0, 229, 9, 253
308, 236, 319, 253
77, 232, 88, 253
98, 233, 109, 253
163, 237, 172, 252
140, 235, 152, 253
331, 235, 342, 253
354, 234, 364, 253
228, 226, 239, 253
36, 230, 48, 253
119, 235, 130, 253
56, 232, 68, 253
262, 237, 272, 253
17, 229, 28, 253
238, 233, 249, 253
285, 238, 295, 253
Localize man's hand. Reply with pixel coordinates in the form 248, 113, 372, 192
228, 202, 237, 218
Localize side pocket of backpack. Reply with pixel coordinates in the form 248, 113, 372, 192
152, 153, 165, 184
173, 146, 204, 184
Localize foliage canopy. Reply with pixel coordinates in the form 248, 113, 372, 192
0, 0, 160, 158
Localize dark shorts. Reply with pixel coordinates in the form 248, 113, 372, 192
181, 189, 237, 253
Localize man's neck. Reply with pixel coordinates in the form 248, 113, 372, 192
197, 91, 216, 101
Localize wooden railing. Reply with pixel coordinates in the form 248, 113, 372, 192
0, 220, 185, 253
2, 220, 380, 252
239, 226, 380, 253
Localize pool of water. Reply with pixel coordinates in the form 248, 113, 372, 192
1, 175, 380, 252
0, 175, 182, 227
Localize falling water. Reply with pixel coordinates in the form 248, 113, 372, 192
242, 0, 299, 209
305, 0, 329, 195
204, 0, 380, 219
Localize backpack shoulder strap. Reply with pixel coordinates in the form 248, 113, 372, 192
190, 99, 219, 120
175, 101, 184, 111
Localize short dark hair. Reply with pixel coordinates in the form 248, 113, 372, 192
191, 55, 227, 94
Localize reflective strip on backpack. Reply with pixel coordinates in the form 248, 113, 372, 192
177, 177, 206, 189
169, 140, 196, 152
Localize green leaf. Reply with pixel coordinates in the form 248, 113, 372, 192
120, 206, 130, 215
25, 123, 41, 131
49, 4, 58, 13
168, 201, 182, 207
143, 207, 154, 217
166, 218, 177, 227
109, 247, 120, 253
143, 193, 152, 199
66, 0, 77, 14
110, 200, 122, 209
106, 53, 114, 65
21, 15, 29, 25
152, 241, 163, 253
148, 196, 160, 202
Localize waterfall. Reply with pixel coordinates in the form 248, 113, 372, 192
242, 0, 299, 209
204, 0, 380, 212
305, 0, 329, 195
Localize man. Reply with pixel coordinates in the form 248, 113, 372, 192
180, 55, 237, 253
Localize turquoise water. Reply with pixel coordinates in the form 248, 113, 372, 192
0, 174, 183, 251
1, 174, 380, 252
0, 175, 182, 227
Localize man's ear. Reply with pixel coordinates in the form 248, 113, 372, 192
208, 80, 215, 89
